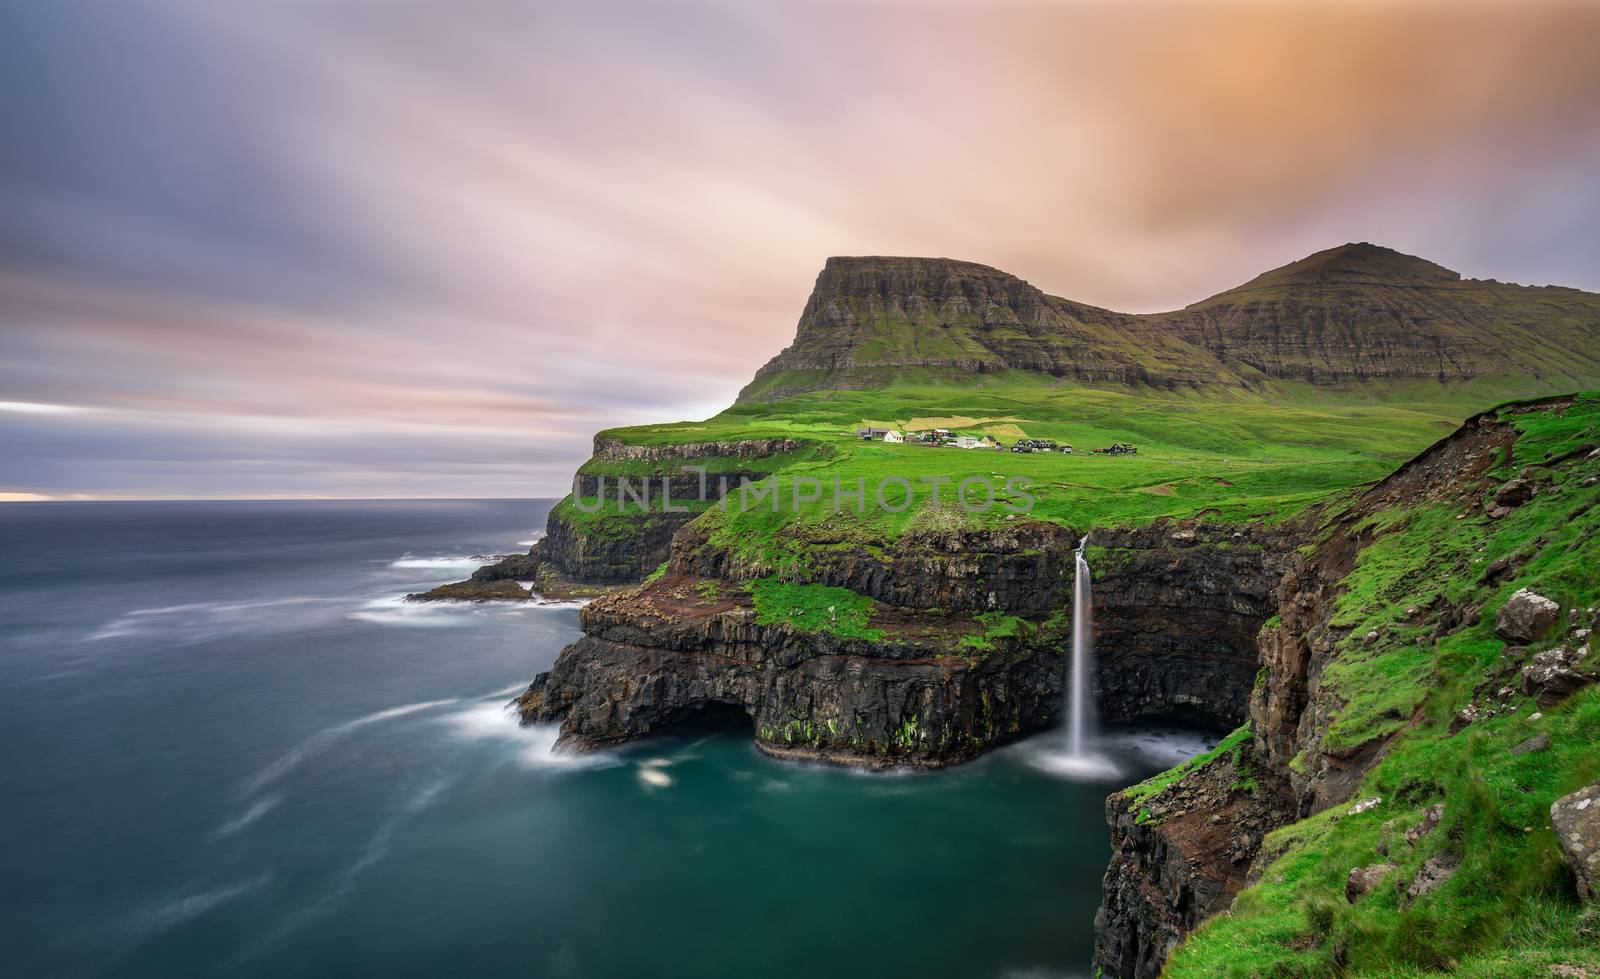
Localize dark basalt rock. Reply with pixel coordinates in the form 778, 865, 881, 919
517, 575, 1062, 767
1093, 738, 1294, 979
671, 517, 1296, 729
1089, 523, 1292, 729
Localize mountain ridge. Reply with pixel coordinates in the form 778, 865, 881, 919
738, 243, 1600, 402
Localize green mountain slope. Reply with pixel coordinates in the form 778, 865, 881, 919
738, 244, 1600, 403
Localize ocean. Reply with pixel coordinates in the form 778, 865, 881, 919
0, 499, 1213, 978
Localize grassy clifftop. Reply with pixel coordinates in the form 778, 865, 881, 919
577, 379, 1536, 568
1140, 395, 1600, 977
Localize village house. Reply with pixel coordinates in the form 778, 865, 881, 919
855, 427, 892, 441
1010, 438, 1061, 453
953, 435, 999, 450
882, 430, 904, 443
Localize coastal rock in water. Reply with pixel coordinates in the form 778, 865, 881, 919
1552, 780, 1600, 902
1496, 589, 1561, 643
411, 578, 529, 601
518, 573, 1062, 767
670, 516, 1294, 730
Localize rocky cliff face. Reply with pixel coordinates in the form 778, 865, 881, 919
1090, 399, 1565, 979
738, 245, 1600, 401
1094, 733, 1296, 979
518, 514, 1294, 765
518, 572, 1064, 767
1092, 523, 1295, 729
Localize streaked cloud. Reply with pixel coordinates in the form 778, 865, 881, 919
2, 0, 1598, 498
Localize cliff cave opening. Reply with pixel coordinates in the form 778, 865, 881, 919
659, 700, 753, 736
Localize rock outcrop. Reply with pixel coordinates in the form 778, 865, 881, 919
518, 573, 1062, 767
1090, 524, 1293, 728
1094, 736, 1294, 979
1552, 780, 1600, 902
1497, 588, 1562, 642
1522, 646, 1596, 707
519, 515, 1295, 764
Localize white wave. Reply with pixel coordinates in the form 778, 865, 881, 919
387, 554, 498, 572
126, 874, 272, 934
480, 681, 531, 699
241, 698, 460, 796
213, 795, 282, 840
348, 595, 476, 627
403, 776, 452, 813
528, 594, 592, 609
444, 701, 524, 740
442, 701, 619, 770
350, 593, 549, 627
638, 767, 674, 788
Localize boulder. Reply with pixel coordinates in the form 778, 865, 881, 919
1522, 647, 1594, 708
1493, 478, 1535, 507
1406, 852, 1461, 900
1552, 781, 1600, 902
1346, 863, 1396, 902
1348, 796, 1383, 816
1512, 733, 1552, 755
1497, 589, 1561, 643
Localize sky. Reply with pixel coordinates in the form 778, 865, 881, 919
3, 0, 1599, 500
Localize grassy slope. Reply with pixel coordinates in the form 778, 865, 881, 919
579, 376, 1535, 571
1157, 395, 1600, 978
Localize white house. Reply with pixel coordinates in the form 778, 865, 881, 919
954, 435, 982, 449
883, 430, 904, 444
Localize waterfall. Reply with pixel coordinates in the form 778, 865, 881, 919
1068, 535, 1096, 757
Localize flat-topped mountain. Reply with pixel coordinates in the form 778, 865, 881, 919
738, 244, 1600, 401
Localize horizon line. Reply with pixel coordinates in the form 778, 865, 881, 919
0, 495, 563, 504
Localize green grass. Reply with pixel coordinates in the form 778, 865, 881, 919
1164, 395, 1600, 977
957, 611, 1036, 652
562, 378, 1517, 566
1123, 723, 1255, 808
747, 577, 883, 641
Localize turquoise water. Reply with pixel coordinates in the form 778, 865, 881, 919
0, 500, 1213, 978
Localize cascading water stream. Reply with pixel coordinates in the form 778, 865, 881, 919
1068, 535, 1096, 757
